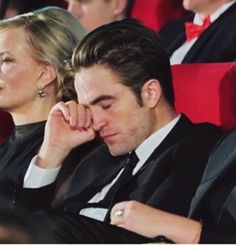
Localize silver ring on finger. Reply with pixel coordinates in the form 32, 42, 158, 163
114, 208, 124, 217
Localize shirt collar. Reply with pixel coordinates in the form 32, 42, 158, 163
135, 114, 181, 164
194, 0, 236, 25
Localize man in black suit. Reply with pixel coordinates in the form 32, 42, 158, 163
16, 19, 222, 243
160, 0, 236, 64
109, 129, 236, 243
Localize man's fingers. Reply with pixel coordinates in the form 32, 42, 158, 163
76, 104, 88, 129
84, 107, 92, 129
52, 101, 71, 122
66, 101, 79, 128
54, 101, 92, 130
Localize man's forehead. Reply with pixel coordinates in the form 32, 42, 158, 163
74, 65, 122, 85
75, 71, 89, 85
74, 72, 93, 101
74, 70, 126, 105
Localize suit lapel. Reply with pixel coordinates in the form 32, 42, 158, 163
168, 32, 186, 55
138, 114, 194, 173
64, 145, 126, 202
189, 130, 236, 217
165, 14, 193, 55
218, 184, 236, 224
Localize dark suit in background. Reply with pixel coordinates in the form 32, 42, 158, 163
15, 115, 222, 243
159, 3, 236, 63
189, 128, 236, 243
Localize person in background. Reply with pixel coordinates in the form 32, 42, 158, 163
111, 128, 236, 243
67, 0, 189, 33
0, 0, 67, 19
0, 6, 98, 209
159, 0, 236, 64
15, 19, 222, 243
67, 0, 135, 31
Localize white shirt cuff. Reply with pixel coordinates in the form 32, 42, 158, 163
24, 155, 61, 188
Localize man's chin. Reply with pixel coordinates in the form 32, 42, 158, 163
107, 145, 129, 157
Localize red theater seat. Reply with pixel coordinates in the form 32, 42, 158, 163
131, 0, 188, 31
0, 111, 14, 144
171, 62, 236, 131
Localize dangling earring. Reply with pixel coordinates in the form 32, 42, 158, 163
37, 89, 46, 98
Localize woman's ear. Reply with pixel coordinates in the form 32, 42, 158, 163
141, 79, 162, 108
37, 64, 57, 90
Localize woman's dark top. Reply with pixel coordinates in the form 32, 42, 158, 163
0, 121, 46, 205
0, 120, 100, 209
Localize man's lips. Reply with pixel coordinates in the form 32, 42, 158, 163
100, 133, 118, 141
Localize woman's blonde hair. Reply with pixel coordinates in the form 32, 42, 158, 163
0, 6, 86, 100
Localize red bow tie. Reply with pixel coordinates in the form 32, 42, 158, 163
185, 16, 211, 42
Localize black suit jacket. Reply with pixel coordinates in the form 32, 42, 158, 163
159, 3, 236, 63
15, 115, 222, 221
188, 128, 236, 243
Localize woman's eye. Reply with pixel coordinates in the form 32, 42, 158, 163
1, 58, 13, 64
0, 57, 14, 73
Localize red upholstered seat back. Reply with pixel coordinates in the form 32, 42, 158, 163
171, 62, 236, 131
0, 111, 14, 144
131, 0, 188, 31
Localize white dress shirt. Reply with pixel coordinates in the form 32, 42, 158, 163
24, 114, 181, 221
170, 0, 236, 65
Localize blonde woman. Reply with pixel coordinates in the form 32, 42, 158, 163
0, 7, 98, 206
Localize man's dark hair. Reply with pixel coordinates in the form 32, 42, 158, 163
72, 18, 174, 106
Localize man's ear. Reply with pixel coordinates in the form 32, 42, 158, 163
113, 0, 128, 17
141, 79, 162, 108
37, 64, 57, 90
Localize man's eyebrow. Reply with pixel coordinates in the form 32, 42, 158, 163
91, 95, 115, 105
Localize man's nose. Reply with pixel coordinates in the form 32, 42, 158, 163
92, 114, 107, 132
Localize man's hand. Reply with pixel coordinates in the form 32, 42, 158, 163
111, 201, 160, 238
111, 201, 202, 243
37, 101, 96, 168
